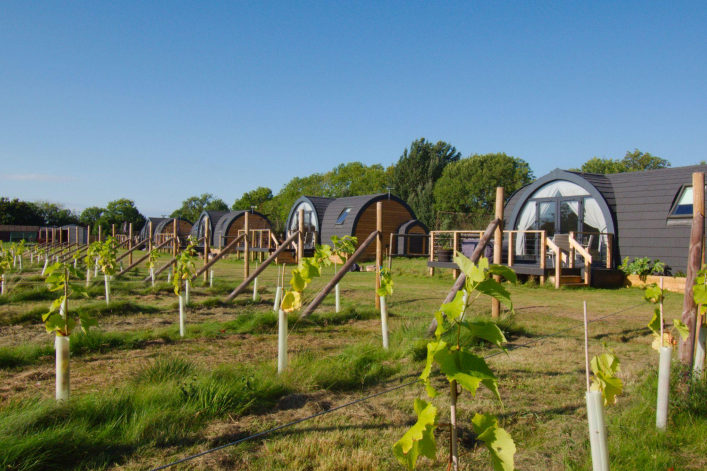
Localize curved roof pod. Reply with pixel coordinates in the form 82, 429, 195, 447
153, 218, 193, 237
189, 210, 230, 246
139, 217, 169, 240
284, 196, 336, 247
212, 210, 272, 248
395, 219, 430, 255
320, 193, 427, 260
505, 165, 707, 273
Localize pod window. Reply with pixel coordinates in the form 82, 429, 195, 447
336, 208, 352, 225
670, 186, 693, 217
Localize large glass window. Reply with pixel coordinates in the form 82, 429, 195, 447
537, 202, 556, 237
560, 201, 580, 234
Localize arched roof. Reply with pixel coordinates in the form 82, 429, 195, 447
189, 210, 230, 244
320, 193, 418, 245
212, 210, 272, 245
397, 219, 429, 234
285, 196, 335, 237
139, 217, 169, 239
505, 169, 616, 235
153, 217, 192, 235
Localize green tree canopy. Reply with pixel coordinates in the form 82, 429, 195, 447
170, 193, 229, 223
79, 207, 105, 229
233, 187, 274, 211
33, 201, 80, 226
571, 149, 670, 174
0, 197, 45, 225
434, 153, 534, 214
392, 138, 461, 228
326, 162, 390, 197
99, 199, 146, 232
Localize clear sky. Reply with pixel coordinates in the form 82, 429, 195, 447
1, 1, 705, 217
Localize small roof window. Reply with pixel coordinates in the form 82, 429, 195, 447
671, 186, 694, 217
335, 208, 352, 225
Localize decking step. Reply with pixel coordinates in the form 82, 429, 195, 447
561, 275, 584, 284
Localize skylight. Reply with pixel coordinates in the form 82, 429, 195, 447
671, 186, 693, 217
336, 208, 352, 225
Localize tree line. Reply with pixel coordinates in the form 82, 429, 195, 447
1, 141, 672, 234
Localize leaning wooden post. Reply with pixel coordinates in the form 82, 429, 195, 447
297, 207, 304, 262
203, 216, 210, 283
492, 187, 504, 318
375, 202, 383, 310
679, 171, 705, 368
128, 223, 133, 265
244, 212, 250, 279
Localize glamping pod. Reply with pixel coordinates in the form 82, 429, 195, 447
213, 210, 273, 250
319, 193, 429, 260
505, 165, 707, 275
139, 217, 169, 241
60, 225, 89, 245
153, 218, 192, 246
285, 196, 336, 249
190, 210, 230, 246
396, 219, 430, 256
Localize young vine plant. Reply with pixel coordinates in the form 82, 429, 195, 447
644, 283, 690, 349
331, 235, 357, 263
393, 252, 517, 471
42, 262, 96, 336
172, 238, 198, 296
281, 244, 333, 312
588, 343, 623, 405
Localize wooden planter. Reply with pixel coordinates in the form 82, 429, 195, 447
623, 274, 686, 293
436, 248, 453, 262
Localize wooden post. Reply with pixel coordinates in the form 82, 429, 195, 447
59, 227, 63, 245
569, 231, 576, 268
606, 234, 612, 269
376, 201, 382, 310
492, 187, 504, 318
540, 231, 547, 285
128, 223, 133, 265
87, 225, 91, 244
429, 232, 435, 276
388, 232, 394, 270
148, 221, 153, 253
98, 225, 102, 242
172, 219, 178, 257
508, 232, 514, 267
259, 231, 264, 263
451, 232, 460, 279
203, 217, 210, 282
297, 207, 304, 262
680, 172, 705, 367
111, 224, 115, 238
555, 246, 562, 289
244, 212, 250, 279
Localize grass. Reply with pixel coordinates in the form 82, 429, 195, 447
0, 255, 703, 470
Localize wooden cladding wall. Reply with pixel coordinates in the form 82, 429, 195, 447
354, 200, 416, 260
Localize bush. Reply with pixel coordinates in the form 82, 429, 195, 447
618, 256, 666, 279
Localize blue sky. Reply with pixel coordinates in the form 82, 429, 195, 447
1, 1, 705, 217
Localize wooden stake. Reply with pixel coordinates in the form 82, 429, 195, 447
128, 223, 133, 265
680, 172, 704, 367
204, 216, 210, 282
98, 226, 102, 242
376, 201, 382, 310
660, 277, 664, 346
492, 187, 504, 318
297, 207, 304, 262
148, 221, 153, 253
112, 224, 115, 238
172, 219, 178, 258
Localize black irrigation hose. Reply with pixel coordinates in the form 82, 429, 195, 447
148, 301, 646, 470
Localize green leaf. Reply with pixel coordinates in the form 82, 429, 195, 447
44, 262, 62, 275
281, 291, 301, 313
392, 398, 437, 470
647, 308, 661, 335
591, 371, 623, 405
471, 413, 516, 471
474, 279, 512, 309
591, 352, 620, 376
433, 311, 448, 339
436, 347, 500, 401
440, 291, 465, 321
298, 257, 321, 282
454, 252, 487, 283
460, 318, 507, 349
420, 340, 446, 383
643, 283, 664, 303
44, 313, 65, 333
673, 319, 690, 341
290, 269, 307, 292
693, 283, 707, 305
488, 264, 517, 284
78, 312, 98, 334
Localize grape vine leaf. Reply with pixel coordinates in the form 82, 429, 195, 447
591, 371, 623, 405
647, 308, 661, 335
474, 279, 512, 309
420, 340, 446, 395
433, 311, 448, 339
454, 252, 487, 283
672, 319, 690, 341
488, 264, 517, 284
692, 282, 707, 305
471, 413, 516, 471
289, 270, 307, 292
281, 291, 301, 313
436, 347, 500, 401
78, 312, 98, 334
460, 319, 507, 349
643, 283, 664, 304
440, 291, 465, 321
392, 398, 437, 470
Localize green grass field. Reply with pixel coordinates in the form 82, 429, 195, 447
0, 250, 704, 470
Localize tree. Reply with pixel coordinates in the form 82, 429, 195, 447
33, 201, 80, 226
326, 162, 389, 197
99, 199, 146, 232
79, 207, 105, 229
233, 187, 273, 211
392, 139, 461, 228
434, 153, 534, 215
572, 149, 670, 174
170, 193, 228, 223
0, 198, 45, 225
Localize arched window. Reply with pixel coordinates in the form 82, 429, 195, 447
514, 181, 608, 255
